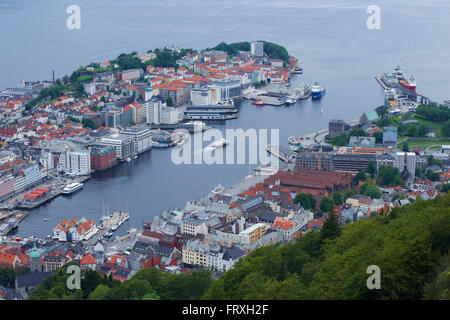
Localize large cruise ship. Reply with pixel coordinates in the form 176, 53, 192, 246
61, 182, 83, 195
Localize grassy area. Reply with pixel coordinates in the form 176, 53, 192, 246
77, 75, 93, 82
399, 139, 450, 150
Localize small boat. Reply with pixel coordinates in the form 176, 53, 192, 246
132, 154, 138, 160
320, 109, 323, 114
43, 218, 49, 222
104, 232, 113, 238
208, 138, 229, 149
127, 228, 137, 234
111, 225, 118, 231
252, 99, 265, 106
126, 157, 132, 162
285, 97, 296, 105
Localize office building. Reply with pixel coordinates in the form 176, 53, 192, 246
99, 134, 134, 160
250, 41, 264, 57
58, 149, 91, 175
383, 127, 398, 151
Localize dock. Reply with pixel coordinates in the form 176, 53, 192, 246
375, 76, 390, 90
15, 190, 62, 209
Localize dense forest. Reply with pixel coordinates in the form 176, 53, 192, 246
27, 193, 450, 300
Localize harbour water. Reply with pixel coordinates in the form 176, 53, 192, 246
1, 0, 449, 237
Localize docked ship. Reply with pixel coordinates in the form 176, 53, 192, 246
288, 136, 303, 152
311, 82, 326, 99
61, 182, 83, 195
252, 99, 265, 106
394, 66, 416, 92
291, 66, 303, 74
284, 97, 296, 105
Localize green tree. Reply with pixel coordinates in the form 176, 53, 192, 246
377, 166, 403, 186
360, 183, 382, 199
331, 132, 348, 146
344, 189, 356, 200
320, 197, 334, 213
88, 284, 111, 300
402, 142, 409, 152
293, 193, 316, 211
366, 162, 377, 178
166, 96, 174, 107
427, 155, 443, 169
375, 105, 389, 118
353, 170, 367, 186
81, 117, 96, 129
320, 212, 341, 241
332, 192, 344, 205
373, 131, 383, 144
442, 120, 450, 137
442, 183, 450, 193
348, 128, 368, 137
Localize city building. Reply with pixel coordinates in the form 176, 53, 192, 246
105, 109, 123, 128
58, 149, 91, 175
348, 136, 376, 148
121, 127, 152, 154
383, 127, 398, 151
22, 164, 42, 190
116, 69, 142, 81
328, 119, 346, 138
239, 223, 267, 245
99, 134, 134, 160
146, 98, 163, 125
191, 88, 212, 106
43, 255, 65, 272
250, 41, 264, 57
90, 145, 117, 170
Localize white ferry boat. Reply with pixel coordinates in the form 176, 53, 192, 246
61, 182, 83, 195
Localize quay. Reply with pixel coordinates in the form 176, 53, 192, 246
14, 175, 91, 210
375, 75, 390, 90
290, 118, 360, 147
220, 162, 294, 196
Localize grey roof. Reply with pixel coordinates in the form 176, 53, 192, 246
16, 271, 54, 288
222, 245, 245, 261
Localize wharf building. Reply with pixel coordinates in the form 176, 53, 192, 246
90, 145, 117, 171
58, 149, 91, 175
99, 134, 134, 161
184, 105, 238, 121
120, 127, 152, 154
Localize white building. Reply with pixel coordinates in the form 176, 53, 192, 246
191, 88, 212, 106
161, 106, 182, 125
250, 41, 264, 57
121, 127, 152, 154
99, 134, 134, 160
58, 149, 91, 175
146, 98, 163, 125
